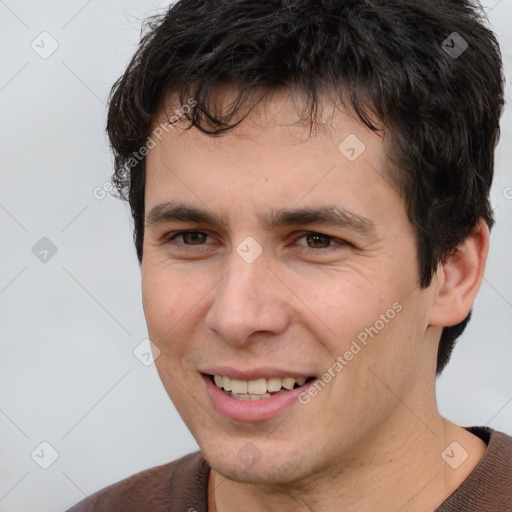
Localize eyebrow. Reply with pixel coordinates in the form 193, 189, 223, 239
145, 201, 376, 237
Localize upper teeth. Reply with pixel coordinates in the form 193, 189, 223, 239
213, 375, 307, 395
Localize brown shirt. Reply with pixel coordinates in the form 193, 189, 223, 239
67, 427, 512, 511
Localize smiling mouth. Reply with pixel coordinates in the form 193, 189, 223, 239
209, 374, 316, 400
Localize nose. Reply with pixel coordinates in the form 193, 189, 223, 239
205, 255, 290, 345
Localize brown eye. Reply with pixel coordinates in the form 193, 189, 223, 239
305, 233, 333, 248
180, 232, 208, 245
293, 231, 349, 256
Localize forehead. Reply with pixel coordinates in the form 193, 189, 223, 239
145, 87, 400, 225
153, 86, 383, 147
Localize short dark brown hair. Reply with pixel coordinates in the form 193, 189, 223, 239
106, 0, 504, 373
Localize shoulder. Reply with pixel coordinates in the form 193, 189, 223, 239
66, 451, 210, 512
437, 427, 512, 511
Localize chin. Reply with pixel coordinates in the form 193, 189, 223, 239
200, 437, 319, 485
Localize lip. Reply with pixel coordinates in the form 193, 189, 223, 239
201, 367, 315, 381
202, 373, 316, 422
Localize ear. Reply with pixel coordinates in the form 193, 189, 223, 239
428, 219, 490, 327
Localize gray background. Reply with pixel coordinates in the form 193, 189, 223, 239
0, 1, 511, 510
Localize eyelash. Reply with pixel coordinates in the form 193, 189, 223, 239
165, 231, 348, 253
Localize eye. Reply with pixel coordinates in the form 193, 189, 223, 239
171, 231, 210, 245
296, 232, 341, 249
165, 230, 346, 253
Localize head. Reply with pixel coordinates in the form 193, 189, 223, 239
107, 0, 503, 484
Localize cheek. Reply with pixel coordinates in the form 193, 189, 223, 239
288, 267, 420, 384
287, 269, 389, 344
141, 261, 214, 352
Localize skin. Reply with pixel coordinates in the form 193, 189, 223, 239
142, 87, 489, 511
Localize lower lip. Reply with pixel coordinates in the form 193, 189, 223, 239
203, 375, 314, 422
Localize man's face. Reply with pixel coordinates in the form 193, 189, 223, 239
142, 90, 440, 483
